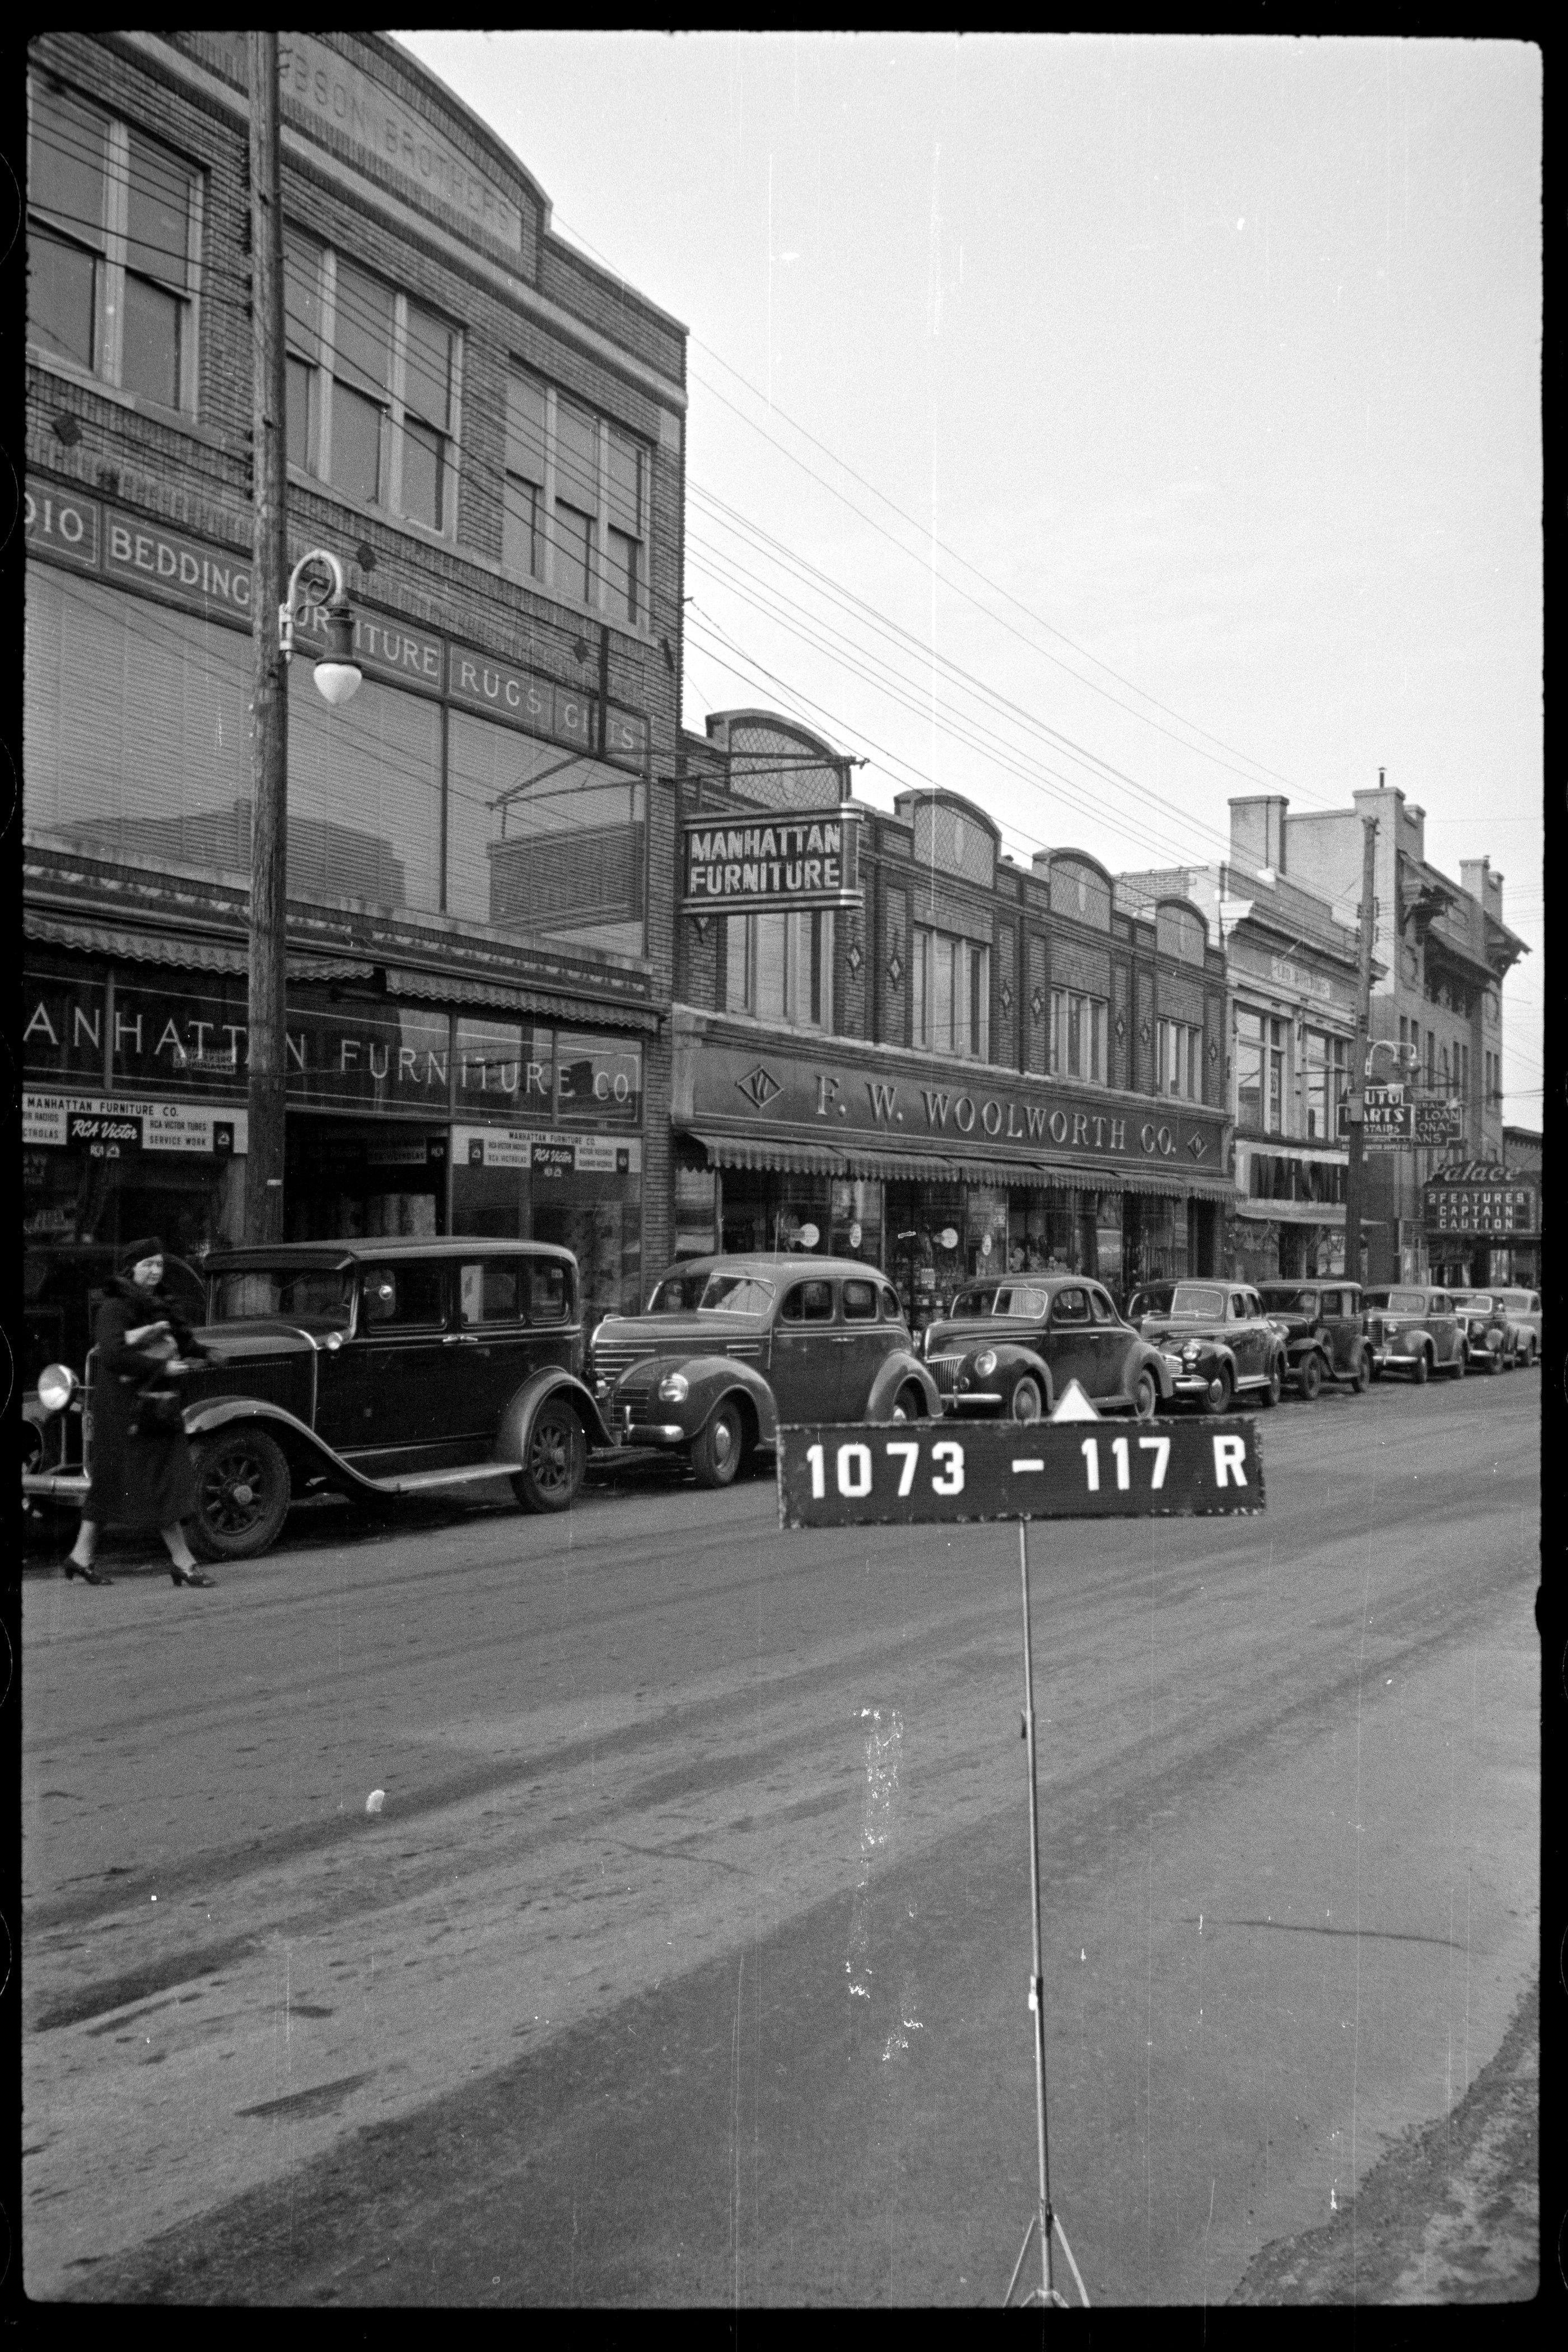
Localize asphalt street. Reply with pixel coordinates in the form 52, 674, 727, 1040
21, 1370, 1539, 2306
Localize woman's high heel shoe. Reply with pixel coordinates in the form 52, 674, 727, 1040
170, 1567, 216, 1588
64, 1558, 113, 1585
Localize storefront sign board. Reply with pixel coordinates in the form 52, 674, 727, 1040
1424, 1180, 1538, 1237
682, 813, 861, 912
690, 1040, 1224, 1169
453, 1126, 640, 1175
1411, 1101, 1463, 1145
24, 1092, 247, 1155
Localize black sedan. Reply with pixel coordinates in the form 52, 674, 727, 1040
922, 1275, 1173, 1421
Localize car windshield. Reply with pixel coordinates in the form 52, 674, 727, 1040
647, 1272, 707, 1313
1451, 1292, 1493, 1310
1262, 1289, 1319, 1314
1168, 1285, 1226, 1318
698, 1272, 777, 1315
1365, 1289, 1428, 1313
210, 1268, 354, 1327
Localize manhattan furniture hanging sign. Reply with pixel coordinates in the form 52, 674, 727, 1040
682, 812, 861, 912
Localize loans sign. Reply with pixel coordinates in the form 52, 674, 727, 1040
682, 811, 861, 912
777, 1418, 1264, 1528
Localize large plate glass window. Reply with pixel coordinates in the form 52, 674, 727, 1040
1235, 1009, 1287, 1133
27, 80, 199, 411
1302, 1028, 1348, 1141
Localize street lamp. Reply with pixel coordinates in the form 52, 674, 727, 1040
279, 548, 363, 706
1365, 1039, 1418, 1081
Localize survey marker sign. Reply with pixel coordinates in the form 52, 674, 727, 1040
777, 1418, 1265, 1529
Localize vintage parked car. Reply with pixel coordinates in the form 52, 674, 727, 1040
1449, 1290, 1528, 1373
1140, 1281, 1290, 1413
1122, 1280, 1179, 1329
1257, 1280, 1372, 1397
1489, 1288, 1542, 1364
1361, 1286, 1467, 1383
921, 1275, 1172, 1421
589, 1255, 942, 1487
22, 1239, 613, 1561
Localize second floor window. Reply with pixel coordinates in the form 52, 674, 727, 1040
28, 80, 199, 412
1235, 1009, 1286, 1133
915, 929, 990, 1060
1156, 1018, 1202, 1100
285, 235, 455, 533
726, 911, 833, 1029
503, 366, 647, 624
1302, 1028, 1347, 1140
1050, 988, 1105, 1083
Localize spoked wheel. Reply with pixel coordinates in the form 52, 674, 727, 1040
1296, 1352, 1323, 1402
511, 1399, 585, 1514
691, 1400, 743, 1489
1009, 1375, 1046, 1424
190, 1427, 291, 1561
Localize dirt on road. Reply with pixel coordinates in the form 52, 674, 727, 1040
1230, 1968, 1538, 2304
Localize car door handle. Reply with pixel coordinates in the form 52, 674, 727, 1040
828, 1334, 853, 1345
444, 1332, 479, 1345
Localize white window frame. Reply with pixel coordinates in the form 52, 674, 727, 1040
726, 909, 834, 1032
1049, 987, 1106, 1084
914, 927, 990, 1061
502, 366, 650, 627
285, 236, 460, 543
26, 81, 203, 416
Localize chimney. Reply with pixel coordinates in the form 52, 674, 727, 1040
1229, 795, 1289, 878
1459, 856, 1501, 923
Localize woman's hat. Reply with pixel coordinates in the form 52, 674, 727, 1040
117, 1236, 166, 1273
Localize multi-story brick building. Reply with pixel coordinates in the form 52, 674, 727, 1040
1272, 783, 1527, 1284
24, 32, 686, 1333
668, 712, 1234, 1323
1119, 798, 1380, 1284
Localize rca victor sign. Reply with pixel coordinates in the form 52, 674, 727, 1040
682, 812, 861, 913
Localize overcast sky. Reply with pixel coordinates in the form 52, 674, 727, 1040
395, 31, 1542, 1129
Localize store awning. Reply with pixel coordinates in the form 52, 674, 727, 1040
684, 1123, 1236, 1201
25, 908, 249, 975
688, 1129, 850, 1177
384, 965, 661, 1034
1233, 1202, 1385, 1229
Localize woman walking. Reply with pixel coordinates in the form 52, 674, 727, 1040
65, 1238, 217, 1589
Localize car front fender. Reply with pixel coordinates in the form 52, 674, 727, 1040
865, 1350, 944, 1421
180, 1396, 388, 1492
499, 1368, 617, 1460
1122, 1340, 1174, 1400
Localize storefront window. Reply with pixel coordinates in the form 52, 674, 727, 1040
1235, 1010, 1286, 1133
965, 1186, 1009, 1278
829, 1179, 884, 1266
445, 713, 647, 960
886, 1180, 966, 1329
24, 956, 106, 1081
556, 1032, 642, 1124
454, 1020, 553, 1118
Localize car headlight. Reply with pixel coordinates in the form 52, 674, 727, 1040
36, 1363, 77, 1415
974, 1348, 997, 1379
656, 1371, 690, 1404
1268, 1318, 1291, 1336
1183, 1342, 1201, 1362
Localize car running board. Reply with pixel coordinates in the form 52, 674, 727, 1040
361, 1461, 525, 1495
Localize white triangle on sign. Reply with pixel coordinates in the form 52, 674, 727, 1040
1049, 1379, 1102, 1422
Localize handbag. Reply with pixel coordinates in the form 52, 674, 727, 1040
130, 1385, 186, 1435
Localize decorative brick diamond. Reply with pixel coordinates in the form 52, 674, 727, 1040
1114, 1012, 1127, 1041
1208, 1039, 1219, 1062
735, 1063, 782, 1111
886, 949, 904, 988
1030, 987, 1044, 1020
846, 939, 864, 977
1139, 1018, 1151, 1043
998, 979, 1014, 1014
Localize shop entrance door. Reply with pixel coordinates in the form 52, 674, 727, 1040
286, 1119, 447, 1243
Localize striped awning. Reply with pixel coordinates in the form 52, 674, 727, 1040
384, 965, 660, 1034
688, 1129, 848, 1177
25, 908, 248, 974
685, 1123, 1236, 1203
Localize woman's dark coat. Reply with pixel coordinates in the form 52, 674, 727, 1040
85, 1278, 207, 1530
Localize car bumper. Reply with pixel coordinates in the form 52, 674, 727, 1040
1165, 1369, 1219, 1398
23, 1471, 90, 1501
1370, 1347, 1422, 1370
945, 1392, 1004, 1412
615, 1421, 690, 1447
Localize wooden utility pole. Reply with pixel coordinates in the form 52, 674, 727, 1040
1342, 811, 1380, 1285
246, 32, 290, 1243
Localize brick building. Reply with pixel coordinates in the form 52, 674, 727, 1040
1119, 797, 1382, 1284
668, 713, 1233, 1323
24, 32, 687, 1335
1272, 784, 1528, 1284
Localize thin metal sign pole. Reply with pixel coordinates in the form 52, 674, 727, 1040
1020, 1514, 1054, 2306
